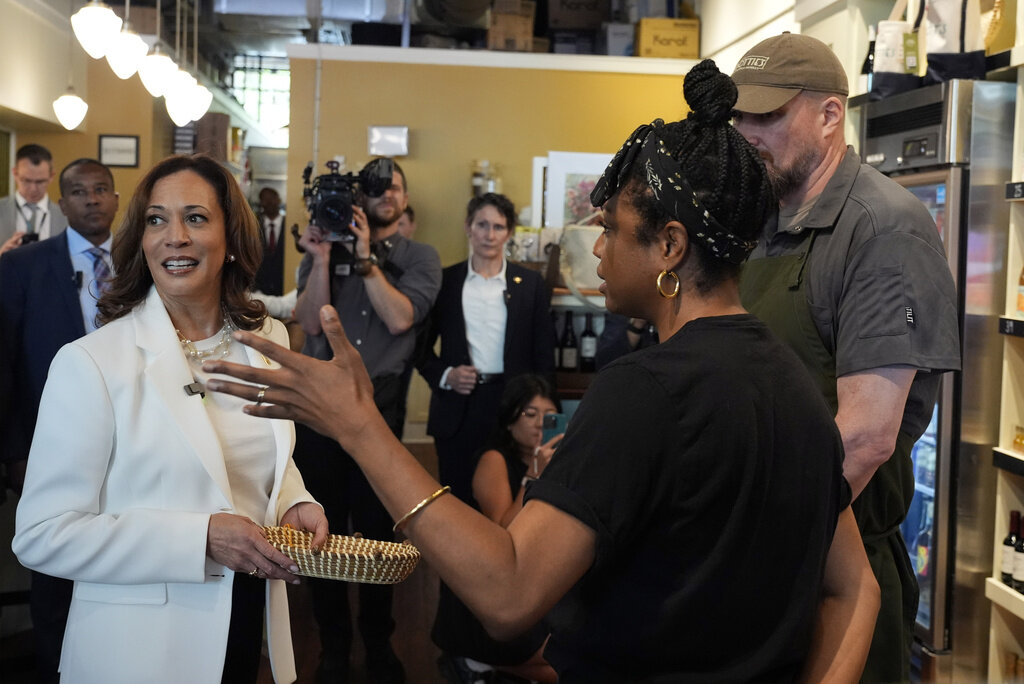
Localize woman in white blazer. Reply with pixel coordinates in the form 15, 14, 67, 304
13, 155, 328, 684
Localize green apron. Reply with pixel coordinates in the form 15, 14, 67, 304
741, 229, 917, 684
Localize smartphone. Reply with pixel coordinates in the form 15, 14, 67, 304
542, 413, 568, 444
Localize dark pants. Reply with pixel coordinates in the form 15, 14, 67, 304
860, 529, 918, 684
221, 572, 266, 684
292, 374, 404, 658
433, 382, 504, 505
29, 571, 71, 684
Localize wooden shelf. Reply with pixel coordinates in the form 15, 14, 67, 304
1000, 317, 1024, 337
994, 447, 1024, 476
987, 577, 1024, 621
552, 286, 602, 297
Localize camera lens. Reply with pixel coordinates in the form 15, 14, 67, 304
319, 197, 351, 234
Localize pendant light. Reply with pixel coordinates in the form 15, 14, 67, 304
187, 0, 212, 121
53, 87, 89, 129
54, 0, 88, 129
165, 0, 195, 126
138, 0, 177, 97
106, 0, 148, 79
71, 0, 122, 59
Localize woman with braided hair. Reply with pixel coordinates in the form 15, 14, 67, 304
205, 60, 879, 683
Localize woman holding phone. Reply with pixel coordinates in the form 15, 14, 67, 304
435, 373, 562, 683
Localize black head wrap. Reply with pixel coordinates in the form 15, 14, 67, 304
591, 120, 758, 265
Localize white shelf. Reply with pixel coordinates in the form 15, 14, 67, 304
987, 577, 1024, 621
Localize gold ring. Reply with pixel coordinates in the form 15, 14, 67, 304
255, 387, 267, 406
249, 567, 259, 576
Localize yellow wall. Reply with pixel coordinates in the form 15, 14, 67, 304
286, 58, 693, 278
28, 59, 174, 231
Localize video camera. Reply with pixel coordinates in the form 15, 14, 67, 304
302, 157, 395, 242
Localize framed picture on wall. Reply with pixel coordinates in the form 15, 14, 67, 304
98, 135, 140, 168
544, 151, 612, 228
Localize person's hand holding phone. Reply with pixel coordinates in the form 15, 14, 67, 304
530, 433, 564, 478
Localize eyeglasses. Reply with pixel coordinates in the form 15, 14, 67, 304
519, 407, 553, 420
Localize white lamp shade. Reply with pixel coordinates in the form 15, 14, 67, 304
53, 90, 89, 130
165, 71, 198, 126
71, 3, 122, 60
165, 95, 194, 127
105, 28, 148, 79
138, 51, 177, 97
189, 84, 213, 121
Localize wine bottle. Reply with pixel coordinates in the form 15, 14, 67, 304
560, 312, 578, 371
860, 25, 876, 93
1013, 519, 1024, 592
1004, 510, 1020, 584
551, 310, 561, 369
579, 312, 597, 372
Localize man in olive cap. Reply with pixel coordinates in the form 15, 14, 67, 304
732, 32, 960, 683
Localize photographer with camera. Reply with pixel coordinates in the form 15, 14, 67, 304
293, 157, 441, 684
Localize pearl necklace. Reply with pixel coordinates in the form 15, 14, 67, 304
176, 317, 235, 363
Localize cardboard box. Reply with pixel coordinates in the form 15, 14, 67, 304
597, 21, 634, 56
548, 0, 609, 30
488, 0, 535, 51
489, 16, 533, 51
635, 17, 698, 58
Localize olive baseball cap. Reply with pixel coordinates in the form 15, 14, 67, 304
731, 32, 849, 114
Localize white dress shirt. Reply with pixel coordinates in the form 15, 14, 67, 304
462, 257, 508, 374
66, 227, 113, 333
16, 191, 55, 240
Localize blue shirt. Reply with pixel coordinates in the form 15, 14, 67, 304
66, 227, 112, 333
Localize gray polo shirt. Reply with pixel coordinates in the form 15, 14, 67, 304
297, 233, 441, 378
747, 147, 960, 439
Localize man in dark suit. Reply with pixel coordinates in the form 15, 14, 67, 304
254, 186, 286, 295
417, 193, 555, 504
0, 158, 117, 683
0, 144, 68, 255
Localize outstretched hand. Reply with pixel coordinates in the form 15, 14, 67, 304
203, 306, 388, 449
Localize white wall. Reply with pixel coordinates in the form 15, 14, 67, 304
0, 0, 88, 128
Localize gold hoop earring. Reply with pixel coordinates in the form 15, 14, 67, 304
656, 270, 680, 299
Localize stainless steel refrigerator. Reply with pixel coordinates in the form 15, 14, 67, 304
854, 79, 1017, 680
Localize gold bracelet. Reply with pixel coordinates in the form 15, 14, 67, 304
393, 485, 451, 533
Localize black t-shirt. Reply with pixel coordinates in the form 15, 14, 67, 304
526, 314, 849, 683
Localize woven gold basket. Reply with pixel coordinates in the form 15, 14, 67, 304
262, 526, 420, 584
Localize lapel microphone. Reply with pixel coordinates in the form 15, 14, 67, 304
74, 271, 83, 291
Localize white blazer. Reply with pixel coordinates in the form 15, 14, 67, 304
13, 286, 316, 684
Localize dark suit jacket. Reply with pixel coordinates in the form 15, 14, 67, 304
254, 213, 286, 296
0, 230, 86, 464
417, 261, 555, 440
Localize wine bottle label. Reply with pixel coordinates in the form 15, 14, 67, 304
581, 338, 597, 358
562, 348, 578, 368
1013, 550, 1024, 581
1004, 546, 1016, 575
1017, 285, 1024, 314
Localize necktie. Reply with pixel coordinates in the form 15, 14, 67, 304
25, 203, 38, 234
87, 247, 112, 295
267, 221, 277, 252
